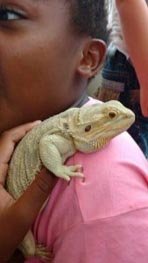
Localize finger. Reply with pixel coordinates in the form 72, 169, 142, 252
0, 164, 8, 186
1, 120, 41, 143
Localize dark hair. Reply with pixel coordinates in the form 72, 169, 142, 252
69, 0, 108, 42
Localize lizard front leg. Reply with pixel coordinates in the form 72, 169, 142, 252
39, 134, 84, 181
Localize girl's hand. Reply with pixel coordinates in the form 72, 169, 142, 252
0, 120, 58, 261
0, 121, 41, 186
0, 121, 57, 262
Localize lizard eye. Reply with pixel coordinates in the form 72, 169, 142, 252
108, 111, 117, 119
85, 125, 91, 132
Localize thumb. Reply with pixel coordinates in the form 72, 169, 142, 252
0, 164, 8, 186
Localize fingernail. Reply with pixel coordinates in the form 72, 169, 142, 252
33, 120, 42, 125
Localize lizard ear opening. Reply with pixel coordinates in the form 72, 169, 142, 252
63, 122, 70, 130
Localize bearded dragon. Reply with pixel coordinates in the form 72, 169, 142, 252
6, 100, 135, 261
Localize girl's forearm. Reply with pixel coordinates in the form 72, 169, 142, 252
116, 0, 148, 115
0, 170, 57, 261
116, 0, 148, 68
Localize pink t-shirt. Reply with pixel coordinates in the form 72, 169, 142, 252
26, 98, 148, 263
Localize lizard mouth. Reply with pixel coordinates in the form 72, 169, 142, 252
90, 137, 109, 150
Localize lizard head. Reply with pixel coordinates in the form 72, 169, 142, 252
66, 100, 135, 153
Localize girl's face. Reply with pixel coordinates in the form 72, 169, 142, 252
0, 0, 87, 133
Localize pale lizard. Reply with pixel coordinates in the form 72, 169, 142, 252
6, 100, 135, 261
